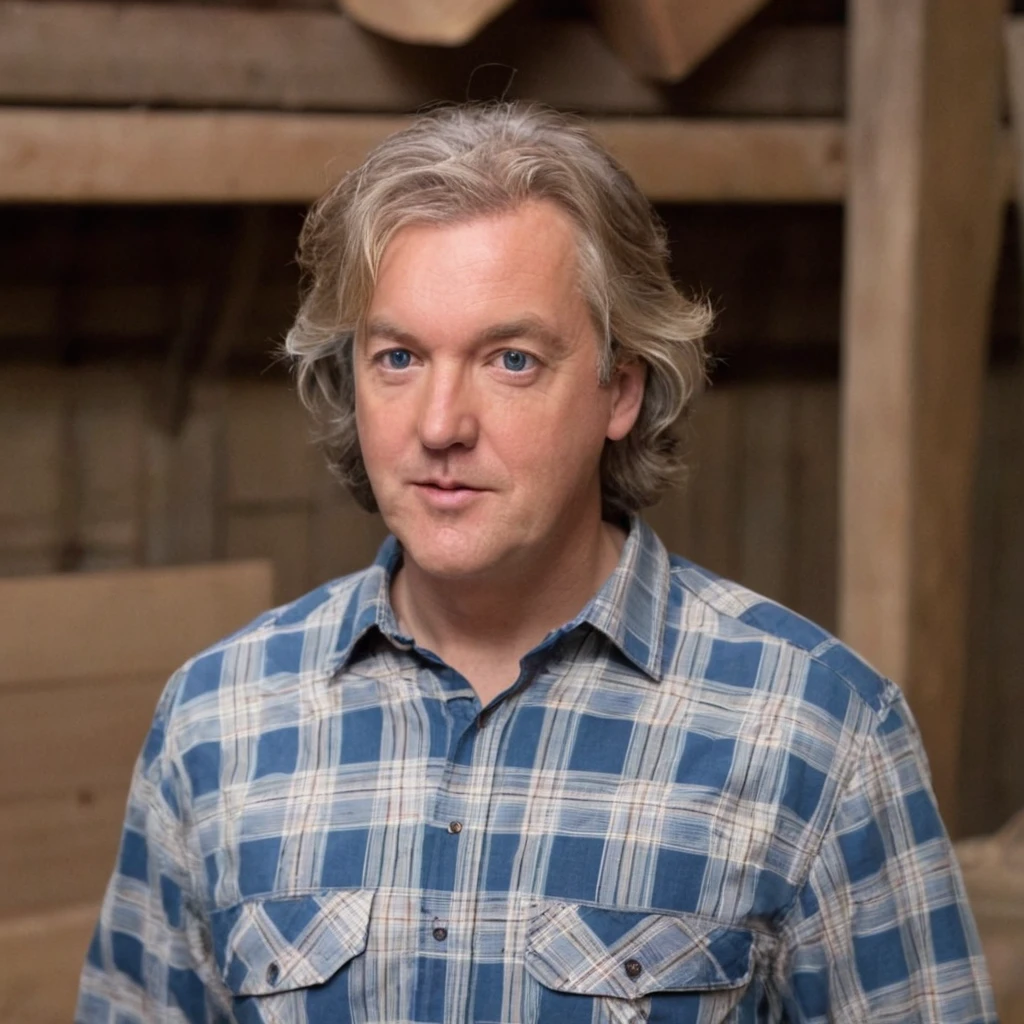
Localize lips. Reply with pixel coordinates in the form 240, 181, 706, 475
417, 480, 478, 491
412, 480, 485, 509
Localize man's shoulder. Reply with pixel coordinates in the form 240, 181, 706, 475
159, 563, 379, 718
662, 551, 900, 722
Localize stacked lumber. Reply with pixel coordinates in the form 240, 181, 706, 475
0, 561, 273, 1022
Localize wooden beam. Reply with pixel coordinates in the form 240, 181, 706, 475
0, 109, 847, 204
339, 0, 514, 45
0, 2, 845, 117
589, 0, 772, 82
839, 0, 1005, 830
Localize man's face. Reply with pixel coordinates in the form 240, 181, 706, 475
354, 200, 644, 582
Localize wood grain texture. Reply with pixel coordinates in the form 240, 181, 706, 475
0, 561, 273, 921
0, 109, 848, 203
589, 0, 772, 81
0, 3, 845, 117
339, 0, 513, 44
0, 903, 98, 1023
839, 0, 1006, 828
0, 560, 273, 688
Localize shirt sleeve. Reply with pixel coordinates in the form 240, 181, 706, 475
776, 691, 998, 1023
75, 673, 231, 1024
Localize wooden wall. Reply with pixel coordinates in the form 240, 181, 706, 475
0, 202, 1020, 839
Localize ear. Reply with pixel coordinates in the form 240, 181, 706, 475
606, 360, 646, 442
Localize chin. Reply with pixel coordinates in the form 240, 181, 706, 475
390, 514, 509, 581
402, 534, 496, 581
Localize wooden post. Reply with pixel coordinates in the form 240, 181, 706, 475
840, 0, 1005, 830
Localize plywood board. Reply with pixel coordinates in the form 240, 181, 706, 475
0, 560, 273, 688
0, 561, 273, 918
0, 904, 98, 1024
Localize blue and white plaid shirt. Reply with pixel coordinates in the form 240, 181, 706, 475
78, 516, 995, 1023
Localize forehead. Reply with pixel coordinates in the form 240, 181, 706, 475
366, 201, 588, 326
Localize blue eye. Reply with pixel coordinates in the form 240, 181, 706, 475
501, 350, 531, 372
384, 349, 412, 370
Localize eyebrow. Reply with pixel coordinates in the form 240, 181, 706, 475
364, 315, 570, 358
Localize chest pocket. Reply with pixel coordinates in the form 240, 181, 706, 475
524, 900, 754, 1024
210, 888, 374, 1023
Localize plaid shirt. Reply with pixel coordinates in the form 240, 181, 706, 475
78, 517, 995, 1023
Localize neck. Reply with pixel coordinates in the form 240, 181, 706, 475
391, 514, 627, 698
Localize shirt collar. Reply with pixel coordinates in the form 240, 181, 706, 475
329, 514, 671, 681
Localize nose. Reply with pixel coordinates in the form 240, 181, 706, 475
417, 365, 479, 451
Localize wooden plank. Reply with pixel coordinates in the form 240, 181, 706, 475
0, 787, 126, 919
0, 2, 843, 116
307, 466, 390, 587
839, 0, 1005, 829
679, 26, 844, 118
687, 387, 743, 579
0, 903, 98, 1024
143, 380, 224, 566
959, 366, 1020, 839
74, 367, 147, 570
791, 382, 839, 633
226, 381, 317, 506
0, 560, 273, 687
589, 0, 772, 82
0, 562, 274, 918
0, 673, 167, 806
226, 509, 311, 605
0, 109, 848, 204
594, 119, 847, 204
0, 367, 63, 525
739, 382, 793, 606
339, 0, 513, 45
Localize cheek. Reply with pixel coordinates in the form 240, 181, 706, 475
354, 400, 400, 482
489, 388, 610, 473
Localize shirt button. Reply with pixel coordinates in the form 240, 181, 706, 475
266, 962, 280, 986
624, 958, 643, 979
447, 821, 463, 834
432, 926, 448, 942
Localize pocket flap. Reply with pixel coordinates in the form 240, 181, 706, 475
525, 901, 754, 1000
212, 888, 374, 996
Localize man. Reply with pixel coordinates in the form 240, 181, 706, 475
78, 103, 995, 1023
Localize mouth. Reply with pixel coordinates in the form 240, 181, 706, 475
412, 481, 486, 508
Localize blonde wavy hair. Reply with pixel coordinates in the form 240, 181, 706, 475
285, 102, 712, 518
